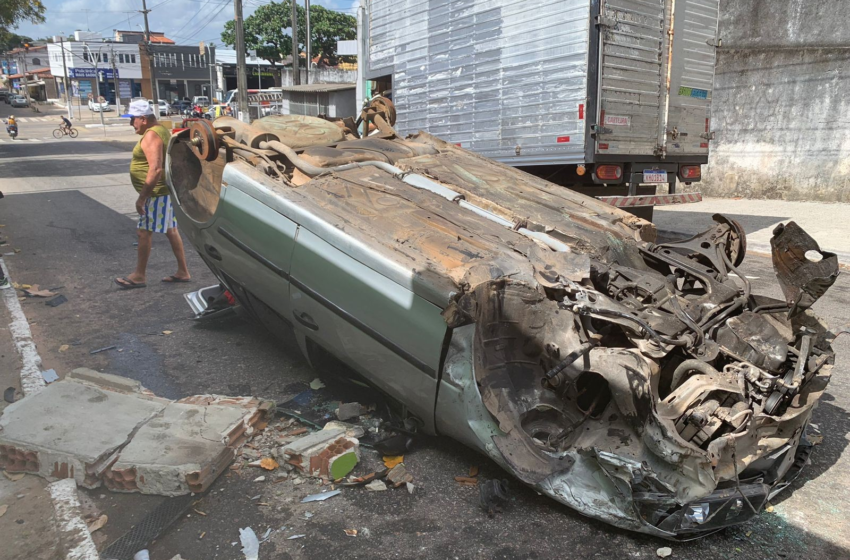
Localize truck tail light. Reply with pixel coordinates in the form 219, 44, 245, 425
595, 165, 622, 181
680, 165, 701, 180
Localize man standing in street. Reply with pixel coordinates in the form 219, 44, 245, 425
115, 100, 191, 289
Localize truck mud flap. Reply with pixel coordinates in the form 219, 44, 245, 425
596, 192, 703, 208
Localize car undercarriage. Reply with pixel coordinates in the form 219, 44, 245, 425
166, 104, 840, 538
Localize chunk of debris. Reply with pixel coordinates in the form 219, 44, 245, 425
23, 285, 56, 298
3, 387, 15, 403
282, 429, 359, 480
656, 547, 672, 558
287, 534, 305, 540
87, 514, 108, 533
309, 378, 325, 390
0, 504, 7, 517
3, 471, 24, 482
455, 476, 478, 486
479, 479, 509, 517
469, 465, 479, 477
253, 476, 266, 483
41, 369, 58, 384
382, 455, 404, 469
45, 294, 67, 307
323, 421, 365, 439
344, 529, 358, 537
386, 464, 413, 487
301, 489, 341, 502
365, 479, 387, 492
406, 482, 415, 494
335, 402, 363, 421
0, 368, 271, 496
89, 345, 116, 355
240, 527, 259, 560
374, 435, 413, 456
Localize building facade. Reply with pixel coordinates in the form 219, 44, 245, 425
143, 45, 216, 102
1, 44, 57, 101
47, 41, 143, 105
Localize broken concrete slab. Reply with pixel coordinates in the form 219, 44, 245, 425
0, 369, 272, 496
104, 397, 270, 496
281, 428, 360, 480
0, 371, 168, 488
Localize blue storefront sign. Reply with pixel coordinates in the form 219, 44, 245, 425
68, 67, 119, 79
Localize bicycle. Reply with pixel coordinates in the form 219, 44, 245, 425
53, 126, 78, 139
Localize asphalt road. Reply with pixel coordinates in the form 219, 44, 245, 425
0, 108, 849, 560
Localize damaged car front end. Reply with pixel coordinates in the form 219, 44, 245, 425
166, 105, 839, 538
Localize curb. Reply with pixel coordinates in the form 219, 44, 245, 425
0, 257, 46, 396
47, 479, 101, 560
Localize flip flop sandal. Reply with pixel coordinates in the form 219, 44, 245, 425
114, 277, 147, 289
162, 276, 192, 283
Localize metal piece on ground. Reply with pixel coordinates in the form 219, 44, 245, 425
770, 221, 839, 317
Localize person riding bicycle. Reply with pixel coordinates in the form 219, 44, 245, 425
60, 115, 72, 133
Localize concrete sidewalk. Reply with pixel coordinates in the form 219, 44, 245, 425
653, 197, 850, 264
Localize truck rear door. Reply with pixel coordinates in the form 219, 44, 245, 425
595, 0, 667, 156
595, 0, 719, 159
664, 0, 720, 156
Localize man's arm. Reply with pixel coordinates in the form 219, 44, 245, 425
135, 130, 165, 216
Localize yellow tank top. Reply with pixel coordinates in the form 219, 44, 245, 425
130, 124, 171, 197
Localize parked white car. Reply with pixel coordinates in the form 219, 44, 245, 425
157, 99, 171, 116
88, 98, 111, 112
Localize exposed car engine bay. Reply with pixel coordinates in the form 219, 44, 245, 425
167, 101, 841, 538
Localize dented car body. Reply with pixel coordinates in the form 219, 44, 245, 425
166, 110, 839, 538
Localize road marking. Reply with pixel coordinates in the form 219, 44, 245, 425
0, 257, 46, 396
28, 138, 41, 142
47, 479, 101, 560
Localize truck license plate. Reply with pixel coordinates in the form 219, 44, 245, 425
644, 170, 668, 183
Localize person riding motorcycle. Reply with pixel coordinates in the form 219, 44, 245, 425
4, 116, 17, 137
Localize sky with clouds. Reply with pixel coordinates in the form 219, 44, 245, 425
12, 0, 359, 47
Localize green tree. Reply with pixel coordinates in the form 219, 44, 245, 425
221, 0, 355, 84
0, 32, 33, 53
0, 0, 45, 31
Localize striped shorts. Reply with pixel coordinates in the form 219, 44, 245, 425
137, 195, 178, 233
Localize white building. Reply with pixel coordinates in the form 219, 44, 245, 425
48, 41, 143, 105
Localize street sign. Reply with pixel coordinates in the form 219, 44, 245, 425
199, 41, 205, 56
69, 67, 119, 79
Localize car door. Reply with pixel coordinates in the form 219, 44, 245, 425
288, 227, 448, 434
202, 165, 299, 319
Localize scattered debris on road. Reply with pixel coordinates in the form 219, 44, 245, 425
280, 428, 360, 480
479, 479, 509, 517
40, 369, 58, 384
44, 294, 67, 307
239, 526, 259, 560
301, 489, 341, 503
657, 547, 673, 558
89, 345, 116, 355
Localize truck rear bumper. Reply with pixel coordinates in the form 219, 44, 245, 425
596, 192, 703, 208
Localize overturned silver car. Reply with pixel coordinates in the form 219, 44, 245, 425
166, 105, 839, 538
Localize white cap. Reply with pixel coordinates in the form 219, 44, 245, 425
122, 99, 154, 118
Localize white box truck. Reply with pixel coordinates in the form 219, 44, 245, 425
359, 0, 720, 218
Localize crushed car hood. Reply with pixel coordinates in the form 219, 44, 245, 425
167, 114, 840, 538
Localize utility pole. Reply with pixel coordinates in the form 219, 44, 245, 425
305, 0, 310, 84
59, 38, 73, 120
234, 0, 249, 121
139, 0, 158, 104
291, 0, 300, 85
19, 51, 32, 109
206, 44, 215, 101
111, 46, 121, 114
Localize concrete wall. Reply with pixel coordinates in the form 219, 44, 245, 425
699, 0, 850, 202
278, 68, 357, 87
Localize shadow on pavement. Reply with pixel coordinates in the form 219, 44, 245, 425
654, 211, 791, 237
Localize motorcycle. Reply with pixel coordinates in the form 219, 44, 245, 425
5, 123, 17, 139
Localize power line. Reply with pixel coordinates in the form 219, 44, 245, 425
180, 2, 231, 42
